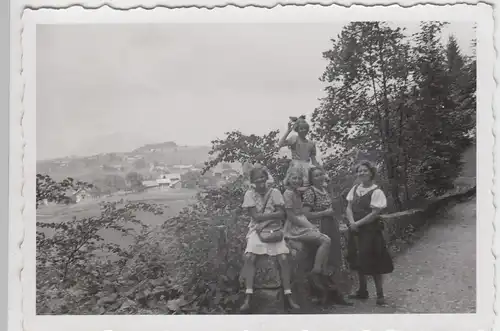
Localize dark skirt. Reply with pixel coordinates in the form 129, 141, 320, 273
346, 228, 394, 275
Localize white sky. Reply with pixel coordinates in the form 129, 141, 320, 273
37, 22, 475, 160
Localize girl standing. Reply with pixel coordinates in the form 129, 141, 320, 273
240, 167, 299, 312
345, 161, 394, 306
283, 167, 332, 293
278, 116, 320, 190
302, 167, 352, 306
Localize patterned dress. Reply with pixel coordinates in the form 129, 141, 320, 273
242, 188, 289, 256
282, 188, 324, 239
303, 187, 349, 281
345, 184, 394, 275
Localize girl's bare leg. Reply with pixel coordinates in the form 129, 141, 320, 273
277, 254, 292, 291
242, 253, 257, 292
240, 253, 257, 312
373, 274, 387, 305
277, 254, 300, 310
348, 272, 369, 300
297, 232, 331, 273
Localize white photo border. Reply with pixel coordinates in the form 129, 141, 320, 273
10, 2, 496, 331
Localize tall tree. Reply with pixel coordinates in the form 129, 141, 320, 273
312, 22, 411, 210
312, 21, 475, 207
410, 22, 473, 195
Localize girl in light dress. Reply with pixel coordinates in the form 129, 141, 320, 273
278, 116, 322, 191
240, 167, 300, 312
345, 161, 394, 306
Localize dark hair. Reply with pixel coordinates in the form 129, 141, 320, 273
249, 167, 269, 183
308, 166, 325, 185
354, 160, 377, 180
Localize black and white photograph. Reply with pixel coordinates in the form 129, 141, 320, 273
11, 3, 495, 331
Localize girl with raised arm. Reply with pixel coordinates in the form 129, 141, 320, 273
278, 116, 321, 191
345, 161, 394, 306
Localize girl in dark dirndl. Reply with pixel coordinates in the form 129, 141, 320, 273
345, 161, 394, 306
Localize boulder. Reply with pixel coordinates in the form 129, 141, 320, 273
251, 255, 285, 314
249, 240, 317, 314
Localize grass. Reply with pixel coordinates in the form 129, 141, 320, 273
37, 189, 199, 250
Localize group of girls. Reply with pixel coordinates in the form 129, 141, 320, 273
239, 116, 394, 312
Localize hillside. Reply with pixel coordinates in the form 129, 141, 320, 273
36, 141, 212, 182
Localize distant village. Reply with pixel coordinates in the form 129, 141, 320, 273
37, 141, 244, 206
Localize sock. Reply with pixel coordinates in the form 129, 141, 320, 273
284, 289, 292, 295
245, 289, 253, 294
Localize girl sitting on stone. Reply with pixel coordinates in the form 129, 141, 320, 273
302, 166, 352, 306
240, 167, 299, 312
283, 166, 332, 294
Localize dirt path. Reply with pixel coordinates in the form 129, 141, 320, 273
328, 198, 476, 314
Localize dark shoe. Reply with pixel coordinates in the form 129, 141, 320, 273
284, 293, 300, 310
348, 290, 369, 300
330, 290, 354, 306
376, 296, 387, 306
240, 294, 252, 312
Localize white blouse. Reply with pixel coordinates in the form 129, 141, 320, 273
346, 184, 387, 209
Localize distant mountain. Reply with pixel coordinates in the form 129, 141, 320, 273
36, 141, 212, 182
75, 132, 155, 157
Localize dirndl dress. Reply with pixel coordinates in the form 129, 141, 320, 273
346, 186, 394, 275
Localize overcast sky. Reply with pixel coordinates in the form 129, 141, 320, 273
37, 22, 475, 160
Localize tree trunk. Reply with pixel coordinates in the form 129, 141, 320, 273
377, 34, 403, 211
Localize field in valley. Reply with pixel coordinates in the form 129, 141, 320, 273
37, 188, 199, 249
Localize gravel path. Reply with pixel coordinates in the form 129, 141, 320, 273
327, 197, 476, 314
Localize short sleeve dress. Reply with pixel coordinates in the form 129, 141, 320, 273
282, 188, 322, 239
345, 184, 394, 275
303, 186, 351, 289
302, 187, 343, 269
242, 188, 289, 256
284, 135, 317, 187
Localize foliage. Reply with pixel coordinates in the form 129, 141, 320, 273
181, 170, 202, 189
126, 171, 145, 192
163, 177, 248, 313
36, 175, 186, 314
311, 22, 475, 209
92, 174, 128, 196
36, 174, 93, 208
202, 130, 290, 188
